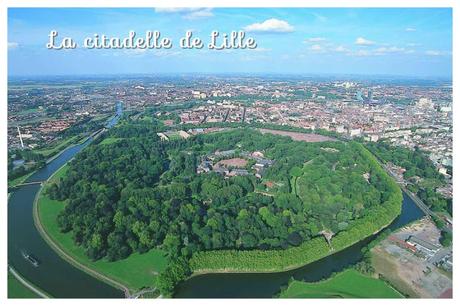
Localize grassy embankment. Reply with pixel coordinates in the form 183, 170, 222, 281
8, 171, 35, 188
7, 272, 41, 298
36, 165, 168, 293
189, 142, 403, 273
279, 269, 403, 298
36, 134, 85, 159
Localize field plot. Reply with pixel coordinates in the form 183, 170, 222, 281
258, 129, 337, 142
216, 158, 248, 168
280, 269, 402, 298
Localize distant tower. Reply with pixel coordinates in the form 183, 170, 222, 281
367, 89, 373, 102
17, 126, 24, 149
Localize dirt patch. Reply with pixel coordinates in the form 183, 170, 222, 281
371, 246, 421, 298
371, 218, 452, 298
258, 128, 337, 142
216, 158, 248, 168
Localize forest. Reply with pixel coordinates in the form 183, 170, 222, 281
45, 123, 402, 296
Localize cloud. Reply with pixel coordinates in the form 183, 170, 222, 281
348, 49, 371, 57
346, 45, 415, 57
184, 8, 213, 20
312, 13, 327, 22
310, 44, 323, 52
155, 8, 195, 13
305, 37, 326, 42
355, 37, 375, 46
425, 50, 449, 56
406, 43, 421, 47
154, 8, 213, 19
244, 18, 294, 33
425, 50, 441, 56
119, 48, 182, 58
152, 50, 183, 57
405, 27, 417, 32
251, 47, 271, 52
304, 43, 351, 54
374, 46, 405, 54
334, 45, 349, 53
8, 42, 19, 49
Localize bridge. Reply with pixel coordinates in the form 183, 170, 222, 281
400, 185, 434, 217
10, 181, 44, 188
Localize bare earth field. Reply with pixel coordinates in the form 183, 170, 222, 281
217, 158, 248, 168
258, 129, 337, 142
371, 218, 452, 298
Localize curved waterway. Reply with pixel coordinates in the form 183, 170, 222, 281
9, 103, 424, 297
174, 193, 425, 298
8, 103, 124, 298
8, 138, 124, 298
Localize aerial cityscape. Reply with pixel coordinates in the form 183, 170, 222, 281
6, 7, 453, 300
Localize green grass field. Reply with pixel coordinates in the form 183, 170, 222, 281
36, 135, 84, 158
100, 137, 122, 145
48, 164, 69, 183
8, 171, 35, 188
37, 166, 169, 292
279, 269, 403, 298
17, 108, 42, 116
8, 272, 40, 298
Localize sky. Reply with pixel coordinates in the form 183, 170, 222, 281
8, 8, 452, 78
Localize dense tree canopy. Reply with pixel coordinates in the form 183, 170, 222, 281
47, 125, 400, 267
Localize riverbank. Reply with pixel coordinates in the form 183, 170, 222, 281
8, 171, 36, 189
45, 133, 93, 164
34, 164, 168, 296
8, 268, 50, 298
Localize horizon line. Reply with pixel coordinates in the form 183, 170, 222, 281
7, 72, 453, 81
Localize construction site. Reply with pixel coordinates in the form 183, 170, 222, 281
371, 217, 452, 298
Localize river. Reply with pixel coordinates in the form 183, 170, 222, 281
8, 106, 425, 297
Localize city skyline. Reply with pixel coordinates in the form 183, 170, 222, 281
8, 8, 452, 77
